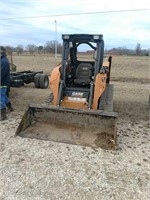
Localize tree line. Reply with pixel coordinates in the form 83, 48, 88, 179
4, 41, 149, 56
106, 43, 149, 56
5, 40, 62, 55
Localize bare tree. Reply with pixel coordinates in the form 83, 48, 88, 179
15, 45, 24, 55
44, 41, 55, 54
26, 44, 37, 54
38, 46, 43, 54
57, 42, 62, 54
135, 43, 141, 55
5, 46, 13, 54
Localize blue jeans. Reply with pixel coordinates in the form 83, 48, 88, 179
0, 87, 9, 109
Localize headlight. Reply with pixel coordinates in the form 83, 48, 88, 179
63, 35, 70, 39
93, 35, 99, 40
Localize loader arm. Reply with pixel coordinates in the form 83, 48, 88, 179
49, 66, 61, 105
92, 73, 107, 109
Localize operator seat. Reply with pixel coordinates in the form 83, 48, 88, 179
74, 63, 93, 86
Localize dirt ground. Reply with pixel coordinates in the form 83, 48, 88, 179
0, 55, 150, 200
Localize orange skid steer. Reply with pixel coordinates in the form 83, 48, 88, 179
16, 34, 117, 149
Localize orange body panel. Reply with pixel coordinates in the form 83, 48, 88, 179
92, 73, 107, 110
91, 59, 109, 109
49, 65, 61, 105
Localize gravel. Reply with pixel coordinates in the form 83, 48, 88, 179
0, 109, 150, 200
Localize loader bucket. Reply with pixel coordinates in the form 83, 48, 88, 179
16, 104, 118, 149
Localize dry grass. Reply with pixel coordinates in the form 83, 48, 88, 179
12, 54, 150, 80
111, 55, 150, 82
13, 54, 61, 75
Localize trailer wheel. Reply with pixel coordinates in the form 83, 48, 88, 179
34, 73, 41, 88
39, 74, 49, 89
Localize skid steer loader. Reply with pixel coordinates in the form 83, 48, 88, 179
16, 34, 117, 149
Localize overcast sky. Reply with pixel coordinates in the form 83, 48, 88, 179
0, 0, 150, 49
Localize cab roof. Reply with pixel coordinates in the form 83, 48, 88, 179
62, 34, 103, 43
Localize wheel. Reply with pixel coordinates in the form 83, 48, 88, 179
34, 73, 41, 88
99, 84, 113, 112
39, 74, 49, 89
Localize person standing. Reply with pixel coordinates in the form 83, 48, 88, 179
0, 46, 10, 121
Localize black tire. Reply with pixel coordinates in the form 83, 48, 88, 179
39, 74, 49, 89
99, 84, 113, 112
34, 73, 41, 88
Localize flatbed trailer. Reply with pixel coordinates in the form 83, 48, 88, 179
7, 52, 49, 89
10, 70, 49, 89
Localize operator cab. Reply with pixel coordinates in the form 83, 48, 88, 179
63, 35, 102, 88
